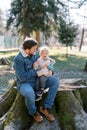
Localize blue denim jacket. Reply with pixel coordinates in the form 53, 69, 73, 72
14, 49, 39, 89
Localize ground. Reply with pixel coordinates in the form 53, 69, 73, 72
0, 46, 87, 95
0, 47, 87, 130
0, 64, 87, 96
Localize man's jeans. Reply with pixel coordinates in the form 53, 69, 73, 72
19, 75, 59, 115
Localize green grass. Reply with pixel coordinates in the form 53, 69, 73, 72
50, 47, 87, 71
0, 47, 87, 94
52, 54, 86, 71
0, 47, 87, 72
0, 47, 87, 78
0, 51, 18, 58
49, 47, 87, 81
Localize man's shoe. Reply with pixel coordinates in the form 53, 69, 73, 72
32, 112, 43, 123
40, 107, 55, 122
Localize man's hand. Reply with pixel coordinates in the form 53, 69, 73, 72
46, 71, 52, 77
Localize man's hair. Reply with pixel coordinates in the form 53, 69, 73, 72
23, 38, 38, 50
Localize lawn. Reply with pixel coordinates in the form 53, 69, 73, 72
0, 46, 87, 95
50, 47, 87, 80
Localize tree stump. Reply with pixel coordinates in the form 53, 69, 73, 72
0, 78, 87, 130
0, 57, 10, 65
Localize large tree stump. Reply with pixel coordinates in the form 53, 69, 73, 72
0, 78, 87, 130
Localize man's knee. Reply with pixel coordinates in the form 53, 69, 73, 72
26, 89, 35, 99
50, 75, 59, 84
20, 85, 35, 99
46, 75, 59, 88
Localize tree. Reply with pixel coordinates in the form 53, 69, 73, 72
79, 28, 85, 51
69, 0, 87, 8
6, 0, 65, 41
58, 16, 78, 57
84, 61, 87, 72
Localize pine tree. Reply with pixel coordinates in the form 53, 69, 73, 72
58, 16, 78, 57
6, 0, 65, 38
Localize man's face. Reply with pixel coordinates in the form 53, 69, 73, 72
27, 45, 37, 56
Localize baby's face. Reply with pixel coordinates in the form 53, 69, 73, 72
40, 50, 49, 59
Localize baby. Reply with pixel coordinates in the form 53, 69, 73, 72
33, 46, 55, 101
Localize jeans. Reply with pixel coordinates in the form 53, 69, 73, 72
19, 75, 59, 115
35, 76, 47, 93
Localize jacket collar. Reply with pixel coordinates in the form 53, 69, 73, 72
19, 48, 28, 57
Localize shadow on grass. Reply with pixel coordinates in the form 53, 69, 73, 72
3, 53, 87, 72
0, 53, 87, 94
50, 54, 87, 71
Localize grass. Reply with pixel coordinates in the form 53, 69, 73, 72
49, 47, 87, 80
0, 46, 87, 95
0, 51, 18, 58
50, 47, 87, 71
0, 46, 87, 71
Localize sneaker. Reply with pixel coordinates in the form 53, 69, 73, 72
40, 107, 55, 122
32, 112, 43, 123
36, 90, 43, 96
35, 96, 42, 101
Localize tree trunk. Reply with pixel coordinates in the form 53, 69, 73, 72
79, 28, 85, 52
0, 79, 87, 130
84, 61, 87, 72
66, 46, 68, 58
23, 28, 30, 39
36, 30, 40, 47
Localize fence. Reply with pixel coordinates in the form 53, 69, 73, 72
0, 35, 23, 51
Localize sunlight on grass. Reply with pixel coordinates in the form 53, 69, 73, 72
0, 46, 87, 87
50, 46, 87, 58
0, 47, 87, 72
49, 47, 87, 71
57, 56, 67, 61
0, 51, 18, 58
49, 47, 87, 80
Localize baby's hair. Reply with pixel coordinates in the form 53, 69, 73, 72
39, 46, 50, 54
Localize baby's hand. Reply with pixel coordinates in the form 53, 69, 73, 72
42, 64, 47, 68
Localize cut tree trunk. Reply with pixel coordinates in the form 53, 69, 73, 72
0, 78, 87, 130
0, 57, 10, 65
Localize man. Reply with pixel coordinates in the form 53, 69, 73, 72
14, 38, 59, 123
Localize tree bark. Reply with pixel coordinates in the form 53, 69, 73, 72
0, 58, 10, 65
84, 61, 87, 72
0, 79, 87, 130
79, 28, 85, 52
36, 30, 40, 47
